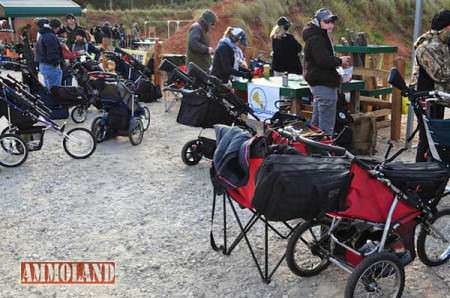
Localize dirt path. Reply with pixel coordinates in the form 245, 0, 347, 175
0, 96, 449, 297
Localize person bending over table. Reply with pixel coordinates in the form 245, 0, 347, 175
211, 27, 252, 84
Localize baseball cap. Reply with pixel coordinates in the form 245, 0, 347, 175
314, 8, 338, 22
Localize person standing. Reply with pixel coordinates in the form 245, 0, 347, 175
35, 19, 64, 89
186, 9, 217, 72
64, 14, 84, 50
412, 9, 450, 161
302, 8, 351, 135
271, 16, 303, 75
72, 29, 100, 60
211, 27, 251, 83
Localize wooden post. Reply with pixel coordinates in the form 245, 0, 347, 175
391, 58, 405, 140
154, 39, 162, 86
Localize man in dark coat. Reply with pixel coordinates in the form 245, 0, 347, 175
186, 9, 217, 72
35, 19, 64, 89
302, 8, 351, 135
64, 14, 84, 50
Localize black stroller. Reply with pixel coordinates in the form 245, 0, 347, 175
5, 61, 93, 124
0, 75, 96, 167
103, 48, 161, 103
89, 71, 148, 145
169, 62, 261, 165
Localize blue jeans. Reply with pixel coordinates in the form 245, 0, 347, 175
39, 63, 62, 90
310, 85, 338, 136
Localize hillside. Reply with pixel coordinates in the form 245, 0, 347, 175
79, 0, 450, 60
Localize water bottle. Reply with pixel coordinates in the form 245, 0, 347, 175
282, 72, 289, 87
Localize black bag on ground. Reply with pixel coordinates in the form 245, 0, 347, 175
381, 162, 449, 202
135, 78, 162, 103
253, 154, 352, 221
177, 92, 233, 128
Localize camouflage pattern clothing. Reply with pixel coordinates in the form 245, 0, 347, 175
412, 30, 450, 91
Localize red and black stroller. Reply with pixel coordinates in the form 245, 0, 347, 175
208, 69, 450, 297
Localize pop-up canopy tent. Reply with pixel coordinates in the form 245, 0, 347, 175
0, 0, 81, 18
0, 0, 81, 39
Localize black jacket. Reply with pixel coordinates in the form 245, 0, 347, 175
302, 22, 342, 88
35, 28, 63, 66
65, 25, 84, 49
211, 42, 248, 83
213, 125, 252, 188
271, 33, 303, 74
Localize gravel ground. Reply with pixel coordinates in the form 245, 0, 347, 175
0, 77, 449, 297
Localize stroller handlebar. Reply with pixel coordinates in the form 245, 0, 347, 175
279, 126, 349, 157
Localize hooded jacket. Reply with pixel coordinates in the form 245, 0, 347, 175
213, 125, 253, 188
211, 39, 249, 83
272, 33, 303, 74
302, 21, 342, 87
35, 27, 63, 66
412, 30, 450, 92
186, 20, 211, 72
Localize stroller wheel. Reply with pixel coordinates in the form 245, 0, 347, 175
0, 133, 28, 167
129, 119, 144, 146
286, 219, 331, 277
71, 106, 88, 124
417, 208, 450, 266
141, 106, 151, 131
181, 139, 203, 166
63, 127, 96, 159
345, 252, 404, 298
91, 116, 108, 143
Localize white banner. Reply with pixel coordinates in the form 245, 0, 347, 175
247, 83, 280, 120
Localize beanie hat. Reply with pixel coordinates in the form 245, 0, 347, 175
200, 9, 217, 26
277, 16, 290, 27
431, 10, 450, 31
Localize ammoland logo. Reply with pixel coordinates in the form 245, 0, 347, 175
20, 261, 116, 284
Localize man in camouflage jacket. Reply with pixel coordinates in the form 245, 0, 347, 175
411, 10, 450, 161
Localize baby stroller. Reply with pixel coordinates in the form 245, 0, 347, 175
104, 48, 161, 103
89, 72, 148, 145
276, 69, 450, 297
172, 62, 262, 165
7, 61, 92, 124
0, 76, 96, 167
159, 58, 196, 113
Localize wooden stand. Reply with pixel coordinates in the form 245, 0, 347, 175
335, 45, 403, 140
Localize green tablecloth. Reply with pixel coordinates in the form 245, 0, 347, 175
232, 77, 365, 98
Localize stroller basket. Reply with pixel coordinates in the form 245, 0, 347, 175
177, 91, 234, 128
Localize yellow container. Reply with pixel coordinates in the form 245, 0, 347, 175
402, 97, 409, 115
263, 64, 270, 78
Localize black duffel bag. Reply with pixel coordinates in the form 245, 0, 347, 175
381, 162, 449, 203
135, 78, 161, 103
176, 92, 233, 128
253, 154, 352, 221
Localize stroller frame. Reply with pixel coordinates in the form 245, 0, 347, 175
89, 72, 147, 145
0, 75, 97, 166
280, 127, 449, 297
